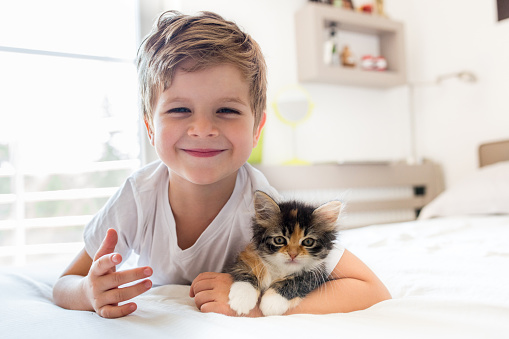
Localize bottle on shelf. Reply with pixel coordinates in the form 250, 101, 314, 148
323, 23, 340, 66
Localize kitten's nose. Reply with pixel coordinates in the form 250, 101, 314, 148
289, 250, 299, 260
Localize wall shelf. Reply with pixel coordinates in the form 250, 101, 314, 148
295, 3, 407, 88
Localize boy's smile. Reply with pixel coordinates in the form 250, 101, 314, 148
148, 63, 265, 188
182, 149, 226, 158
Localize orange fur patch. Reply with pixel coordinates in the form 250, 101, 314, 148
239, 244, 267, 283
283, 224, 309, 257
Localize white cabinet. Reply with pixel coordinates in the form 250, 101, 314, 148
295, 3, 406, 88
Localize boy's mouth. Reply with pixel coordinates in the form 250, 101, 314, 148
183, 149, 226, 158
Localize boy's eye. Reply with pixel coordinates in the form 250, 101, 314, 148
273, 236, 286, 245
302, 238, 315, 247
217, 107, 240, 114
168, 107, 191, 114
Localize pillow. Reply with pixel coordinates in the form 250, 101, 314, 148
419, 161, 509, 219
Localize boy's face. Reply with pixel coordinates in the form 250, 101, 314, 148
148, 63, 265, 186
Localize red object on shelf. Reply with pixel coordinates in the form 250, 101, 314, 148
374, 56, 387, 71
361, 55, 375, 70
361, 55, 387, 71
359, 4, 373, 13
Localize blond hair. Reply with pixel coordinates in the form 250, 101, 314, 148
137, 11, 267, 130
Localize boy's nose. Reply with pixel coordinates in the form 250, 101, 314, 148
188, 115, 219, 137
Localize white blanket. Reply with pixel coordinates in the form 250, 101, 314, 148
3, 216, 509, 339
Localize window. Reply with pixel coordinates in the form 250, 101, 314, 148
0, 0, 141, 266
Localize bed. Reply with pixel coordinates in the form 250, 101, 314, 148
2, 140, 509, 338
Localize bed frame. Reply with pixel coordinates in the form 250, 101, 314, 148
255, 161, 444, 228
479, 139, 509, 167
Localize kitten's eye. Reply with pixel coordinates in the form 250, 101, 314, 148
302, 238, 315, 247
273, 236, 286, 246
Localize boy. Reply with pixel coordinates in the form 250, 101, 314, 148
53, 10, 391, 319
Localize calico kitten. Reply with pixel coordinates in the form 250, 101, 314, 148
227, 191, 342, 316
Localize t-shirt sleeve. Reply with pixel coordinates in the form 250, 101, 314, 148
83, 178, 140, 262
325, 242, 345, 276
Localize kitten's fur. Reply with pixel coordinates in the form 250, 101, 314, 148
227, 191, 342, 316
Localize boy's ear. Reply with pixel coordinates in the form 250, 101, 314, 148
253, 111, 267, 148
144, 118, 155, 146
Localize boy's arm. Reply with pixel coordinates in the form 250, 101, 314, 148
190, 249, 390, 316
285, 249, 391, 315
53, 229, 153, 318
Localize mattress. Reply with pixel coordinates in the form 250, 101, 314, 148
2, 215, 509, 339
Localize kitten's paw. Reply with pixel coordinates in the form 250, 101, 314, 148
260, 289, 300, 316
228, 281, 260, 316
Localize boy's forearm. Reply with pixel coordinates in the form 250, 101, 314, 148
53, 275, 93, 312
285, 278, 391, 315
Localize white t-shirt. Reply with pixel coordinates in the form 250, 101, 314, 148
84, 161, 344, 286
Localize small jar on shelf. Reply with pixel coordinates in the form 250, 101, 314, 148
340, 45, 356, 68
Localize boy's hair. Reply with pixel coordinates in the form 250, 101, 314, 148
137, 11, 267, 130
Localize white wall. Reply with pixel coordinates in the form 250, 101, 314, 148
393, 0, 509, 187
150, 0, 509, 188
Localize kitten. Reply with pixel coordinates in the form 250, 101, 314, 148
227, 191, 342, 316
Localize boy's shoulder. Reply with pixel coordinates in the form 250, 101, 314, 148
128, 160, 168, 193
240, 163, 280, 204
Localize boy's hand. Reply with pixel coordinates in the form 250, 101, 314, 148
189, 272, 262, 317
84, 228, 153, 318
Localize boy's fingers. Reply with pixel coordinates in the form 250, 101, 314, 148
193, 290, 216, 309
91, 253, 121, 277
94, 228, 118, 261
193, 286, 230, 308
189, 273, 206, 297
102, 267, 153, 290
98, 302, 137, 319
190, 272, 233, 297
200, 301, 236, 316
102, 279, 152, 306
190, 278, 215, 296
194, 272, 220, 281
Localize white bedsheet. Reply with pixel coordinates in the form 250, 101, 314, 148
2, 216, 509, 339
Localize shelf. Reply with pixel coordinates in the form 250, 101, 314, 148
295, 3, 407, 88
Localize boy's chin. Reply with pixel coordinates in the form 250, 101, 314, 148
180, 168, 239, 187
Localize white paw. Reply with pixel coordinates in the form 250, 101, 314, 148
259, 289, 291, 316
228, 281, 260, 315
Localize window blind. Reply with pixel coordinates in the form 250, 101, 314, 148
0, 0, 141, 266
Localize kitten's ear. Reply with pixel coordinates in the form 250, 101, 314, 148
312, 201, 342, 231
254, 191, 280, 227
